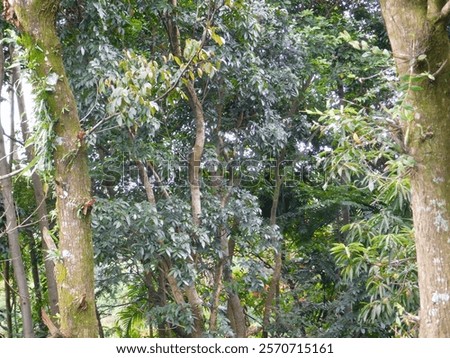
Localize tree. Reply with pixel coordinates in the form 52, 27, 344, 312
3, 0, 98, 337
11, 45, 60, 318
1, 0, 427, 338
0, 30, 34, 337
379, 0, 450, 337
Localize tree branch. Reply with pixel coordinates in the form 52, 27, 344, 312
42, 309, 64, 338
0, 166, 26, 180
442, 1, 450, 19
435, 0, 450, 23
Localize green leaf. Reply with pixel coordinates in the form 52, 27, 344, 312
173, 56, 182, 66
409, 85, 423, 91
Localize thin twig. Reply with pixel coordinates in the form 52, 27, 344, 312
85, 112, 120, 137
80, 82, 100, 122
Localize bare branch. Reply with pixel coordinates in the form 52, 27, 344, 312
41, 310, 64, 338
147, 161, 171, 199
85, 112, 120, 137
442, 1, 450, 20
2, 130, 25, 146
0, 166, 26, 180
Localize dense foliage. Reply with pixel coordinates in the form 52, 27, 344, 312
0, 0, 420, 337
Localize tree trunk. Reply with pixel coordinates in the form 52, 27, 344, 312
7, 82, 15, 168
95, 302, 105, 338
262, 152, 285, 337
135, 146, 188, 337
4, 261, 13, 337
209, 227, 226, 334
11, 52, 60, 316
380, 0, 450, 337
224, 238, 247, 337
28, 234, 44, 326
4, 0, 98, 337
209, 177, 247, 337
165, 0, 205, 336
0, 31, 35, 338
0, 119, 35, 338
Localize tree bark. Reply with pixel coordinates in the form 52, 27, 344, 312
4, 261, 13, 337
95, 302, 105, 338
380, 0, 450, 337
224, 238, 247, 337
136, 159, 156, 205
28, 234, 44, 324
4, 0, 98, 337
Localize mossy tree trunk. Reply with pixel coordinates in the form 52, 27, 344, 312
4, 0, 98, 337
380, 0, 450, 337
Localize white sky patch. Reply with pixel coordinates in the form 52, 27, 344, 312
1, 76, 35, 161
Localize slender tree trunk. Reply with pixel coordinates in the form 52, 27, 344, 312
184, 81, 206, 336
185, 81, 205, 228
380, 0, 450, 337
136, 159, 156, 205
4, 0, 98, 337
4, 261, 13, 337
165, 0, 205, 336
134, 141, 188, 336
7, 85, 15, 168
224, 238, 247, 337
209, 232, 225, 334
156, 264, 170, 337
95, 302, 105, 338
209, 177, 247, 337
0, 31, 34, 338
28, 234, 44, 322
262, 152, 285, 337
208, 99, 248, 337
11, 56, 60, 316
1, 120, 35, 338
